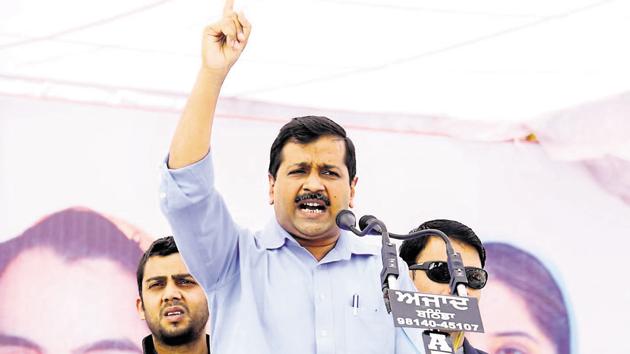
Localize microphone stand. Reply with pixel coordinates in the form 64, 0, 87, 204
336, 210, 472, 351
337, 210, 469, 300
336, 210, 400, 311
361, 219, 400, 311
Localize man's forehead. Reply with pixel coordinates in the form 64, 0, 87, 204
143, 253, 189, 279
420, 236, 482, 265
418, 237, 449, 260
280, 136, 347, 165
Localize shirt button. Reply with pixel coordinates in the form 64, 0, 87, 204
319, 294, 325, 300
159, 192, 166, 199
321, 330, 328, 337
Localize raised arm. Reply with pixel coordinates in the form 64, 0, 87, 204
168, 0, 251, 169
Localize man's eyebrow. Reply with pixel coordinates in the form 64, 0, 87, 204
171, 273, 194, 279
0, 333, 41, 350
145, 274, 194, 283
144, 275, 167, 283
319, 163, 340, 170
74, 338, 141, 354
495, 331, 537, 341
288, 162, 309, 168
287, 162, 342, 169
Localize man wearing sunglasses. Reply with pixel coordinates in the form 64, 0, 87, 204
399, 219, 488, 354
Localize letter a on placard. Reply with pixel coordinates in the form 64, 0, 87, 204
422, 331, 454, 354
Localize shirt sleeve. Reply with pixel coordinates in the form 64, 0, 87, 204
159, 152, 240, 291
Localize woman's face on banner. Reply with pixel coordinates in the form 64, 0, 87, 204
467, 281, 556, 354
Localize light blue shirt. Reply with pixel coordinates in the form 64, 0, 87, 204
160, 152, 425, 354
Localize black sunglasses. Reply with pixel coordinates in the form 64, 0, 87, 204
409, 261, 488, 290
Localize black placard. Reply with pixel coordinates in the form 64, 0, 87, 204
387, 289, 484, 333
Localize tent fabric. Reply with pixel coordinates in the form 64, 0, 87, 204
2, 0, 630, 120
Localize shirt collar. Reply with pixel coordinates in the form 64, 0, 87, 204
141, 335, 155, 354
257, 219, 293, 250
258, 218, 379, 258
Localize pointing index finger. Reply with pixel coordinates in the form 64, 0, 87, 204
223, 0, 235, 16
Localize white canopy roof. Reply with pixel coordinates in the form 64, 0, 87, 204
2, 0, 629, 121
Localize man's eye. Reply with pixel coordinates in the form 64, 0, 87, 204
178, 279, 196, 285
322, 170, 339, 177
288, 169, 305, 175
148, 282, 163, 289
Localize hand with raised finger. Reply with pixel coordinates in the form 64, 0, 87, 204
201, 0, 251, 76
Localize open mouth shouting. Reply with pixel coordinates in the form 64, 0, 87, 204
295, 193, 331, 215
162, 305, 187, 323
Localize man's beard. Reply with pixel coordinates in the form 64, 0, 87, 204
146, 308, 207, 347
155, 324, 200, 346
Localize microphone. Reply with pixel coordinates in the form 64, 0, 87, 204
336, 209, 357, 231
356, 214, 399, 302
359, 215, 383, 235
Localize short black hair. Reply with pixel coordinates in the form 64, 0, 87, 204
136, 236, 179, 298
0, 208, 144, 279
268, 116, 356, 184
399, 219, 486, 268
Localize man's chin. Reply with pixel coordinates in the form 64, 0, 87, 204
157, 326, 196, 346
292, 223, 339, 241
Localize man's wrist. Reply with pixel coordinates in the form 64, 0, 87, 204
199, 66, 229, 87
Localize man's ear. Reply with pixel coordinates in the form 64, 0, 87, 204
136, 297, 146, 320
348, 176, 358, 208
268, 174, 275, 205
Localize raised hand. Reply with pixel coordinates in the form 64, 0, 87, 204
167, 0, 251, 169
201, 0, 251, 75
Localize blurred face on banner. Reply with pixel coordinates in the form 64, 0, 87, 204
467, 281, 556, 354
467, 242, 569, 354
0, 248, 147, 354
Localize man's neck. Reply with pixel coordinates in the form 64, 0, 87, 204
153, 335, 208, 354
293, 234, 339, 261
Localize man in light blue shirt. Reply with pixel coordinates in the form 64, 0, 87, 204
160, 1, 423, 353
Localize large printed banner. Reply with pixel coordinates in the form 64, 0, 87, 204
1, 94, 629, 353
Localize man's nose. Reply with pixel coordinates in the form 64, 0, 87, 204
303, 171, 324, 192
162, 282, 183, 302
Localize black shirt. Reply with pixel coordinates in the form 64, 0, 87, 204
142, 335, 210, 354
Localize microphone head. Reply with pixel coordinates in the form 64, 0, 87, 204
336, 210, 356, 231
358, 215, 377, 231
359, 215, 383, 235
